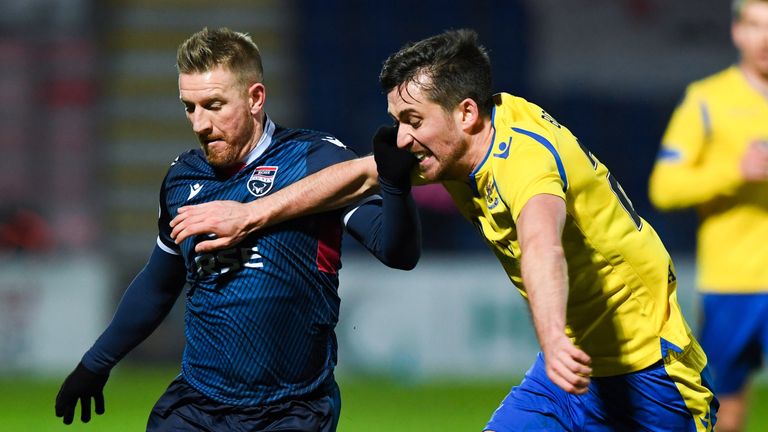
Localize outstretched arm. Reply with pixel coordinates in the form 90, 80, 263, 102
518, 194, 592, 395
80, 245, 186, 372
344, 177, 421, 269
55, 245, 186, 424
344, 126, 421, 269
170, 156, 380, 253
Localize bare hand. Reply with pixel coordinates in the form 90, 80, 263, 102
542, 335, 592, 395
170, 201, 256, 253
740, 140, 768, 182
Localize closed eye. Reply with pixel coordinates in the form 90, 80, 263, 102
205, 101, 223, 110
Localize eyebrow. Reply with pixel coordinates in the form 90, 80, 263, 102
392, 108, 419, 121
179, 94, 224, 105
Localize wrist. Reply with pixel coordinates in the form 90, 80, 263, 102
76, 361, 110, 378
245, 200, 268, 232
378, 176, 412, 194
537, 324, 567, 349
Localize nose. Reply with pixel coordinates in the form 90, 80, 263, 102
189, 110, 212, 136
396, 126, 412, 150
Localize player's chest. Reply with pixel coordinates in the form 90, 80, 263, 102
453, 179, 518, 247
709, 97, 768, 151
166, 163, 305, 213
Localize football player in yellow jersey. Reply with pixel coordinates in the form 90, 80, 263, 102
649, 1, 768, 430
170, 29, 718, 431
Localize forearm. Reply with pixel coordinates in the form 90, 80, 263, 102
81, 246, 185, 374
345, 177, 421, 269
649, 160, 742, 210
377, 178, 421, 268
245, 156, 379, 231
522, 245, 569, 349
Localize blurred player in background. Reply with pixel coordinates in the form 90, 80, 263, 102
54, 27, 420, 431
172, 29, 718, 431
648, 1, 768, 430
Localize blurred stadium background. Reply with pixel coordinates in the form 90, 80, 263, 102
1, 0, 766, 430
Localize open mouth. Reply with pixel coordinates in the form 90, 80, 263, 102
413, 148, 432, 161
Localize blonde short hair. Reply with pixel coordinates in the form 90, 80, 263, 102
176, 27, 263, 89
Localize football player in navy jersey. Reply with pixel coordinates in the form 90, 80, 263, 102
54, 27, 420, 432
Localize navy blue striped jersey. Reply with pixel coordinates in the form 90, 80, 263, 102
156, 120, 358, 405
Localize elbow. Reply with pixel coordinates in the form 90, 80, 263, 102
649, 196, 676, 212
648, 183, 681, 212
379, 248, 421, 271
648, 170, 689, 212
397, 254, 420, 271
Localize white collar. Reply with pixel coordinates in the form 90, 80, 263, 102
243, 116, 276, 166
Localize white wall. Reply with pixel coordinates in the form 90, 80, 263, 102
0, 255, 111, 374
336, 252, 698, 378
0, 252, 699, 378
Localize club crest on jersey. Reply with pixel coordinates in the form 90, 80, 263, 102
485, 181, 500, 210
247, 166, 279, 197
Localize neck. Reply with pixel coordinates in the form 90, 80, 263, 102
740, 63, 768, 96
239, 112, 267, 163
464, 117, 494, 178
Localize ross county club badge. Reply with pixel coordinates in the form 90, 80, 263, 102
247, 166, 279, 197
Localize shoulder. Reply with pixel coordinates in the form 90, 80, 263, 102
273, 125, 349, 149
494, 93, 563, 139
280, 126, 358, 156
162, 149, 209, 185
271, 125, 358, 172
686, 66, 739, 96
168, 149, 206, 169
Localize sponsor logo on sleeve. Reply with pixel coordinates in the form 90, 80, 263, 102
322, 136, 347, 148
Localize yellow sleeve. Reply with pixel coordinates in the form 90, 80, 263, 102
497, 135, 566, 221
648, 86, 742, 210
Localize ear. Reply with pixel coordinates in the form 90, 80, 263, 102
732, 9, 751, 51
456, 98, 482, 133
247, 82, 266, 115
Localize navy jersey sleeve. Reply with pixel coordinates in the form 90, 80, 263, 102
81, 245, 186, 374
81, 157, 187, 374
157, 160, 182, 255
305, 134, 359, 174
304, 134, 420, 269
344, 177, 421, 270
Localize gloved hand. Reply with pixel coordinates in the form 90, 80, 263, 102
55, 362, 109, 424
372, 125, 417, 187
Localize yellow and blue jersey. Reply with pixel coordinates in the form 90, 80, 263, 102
442, 93, 694, 376
649, 66, 768, 292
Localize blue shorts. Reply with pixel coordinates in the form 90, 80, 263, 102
485, 342, 717, 432
699, 292, 768, 395
146, 375, 341, 432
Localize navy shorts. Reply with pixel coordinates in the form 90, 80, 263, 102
146, 375, 341, 432
699, 292, 768, 395
485, 342, 717, 432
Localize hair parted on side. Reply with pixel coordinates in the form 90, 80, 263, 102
379, 28, 494, 117
176, 27, 263, 88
